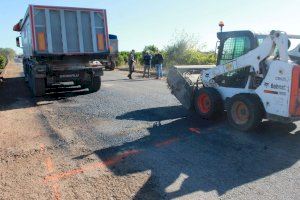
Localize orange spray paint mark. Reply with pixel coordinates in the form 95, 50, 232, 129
39, 142, 61, 200
189, 128, 201, 134
40, 144, 46, 152
45, 157, 54, 173
155, 137, 179, 148
44, 135, 184, 184
52, 182, 61, 200
44, 149, 141, 182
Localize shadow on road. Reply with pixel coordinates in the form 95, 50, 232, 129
36, 87, 90, 103
0, 75, 90, 111
77, 106, 300, 199
116, 105, 190, 122
0, 77, 34, 112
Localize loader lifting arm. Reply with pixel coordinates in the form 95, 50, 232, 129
201, 31, 290, 87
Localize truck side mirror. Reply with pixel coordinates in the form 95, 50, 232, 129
16, 37, 21, 48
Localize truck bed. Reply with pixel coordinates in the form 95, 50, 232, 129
15, 5, 109, 57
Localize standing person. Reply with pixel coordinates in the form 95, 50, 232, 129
127, 50, 136, 79
154, 52, 164, 79
143, 51, 152, 78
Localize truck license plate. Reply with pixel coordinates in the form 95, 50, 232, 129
60, 74, 79, 78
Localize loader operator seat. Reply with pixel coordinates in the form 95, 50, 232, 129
215, 31, 259, 88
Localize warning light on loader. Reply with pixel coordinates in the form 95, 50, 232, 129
219, 21, 224, 32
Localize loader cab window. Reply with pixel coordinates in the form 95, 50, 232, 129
219, 36, 251, 65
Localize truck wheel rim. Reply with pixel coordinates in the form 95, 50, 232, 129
198, 93, 211, 113
232, 101, 249, 125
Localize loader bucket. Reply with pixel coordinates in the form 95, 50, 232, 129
167, 65, 213, 110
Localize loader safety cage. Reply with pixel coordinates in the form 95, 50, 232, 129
216, 31, 259, 65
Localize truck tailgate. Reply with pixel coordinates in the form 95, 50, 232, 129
31, 5, 109, 55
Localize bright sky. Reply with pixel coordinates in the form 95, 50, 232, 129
1, 0, 300, 53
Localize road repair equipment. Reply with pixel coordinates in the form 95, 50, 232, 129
167, 30, 300, 131
13, 5, 118, 96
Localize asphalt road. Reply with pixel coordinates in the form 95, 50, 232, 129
0, 62, 299, 200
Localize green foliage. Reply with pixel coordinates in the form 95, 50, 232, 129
183, 50, 216, 65
0, 54, 7, 69
138, 45, 160, 65
164, 33, 216, 67
0, 48, 16, 61
135, 52, 143, 65
142, 45, 159, 55
116, 51, 130, 66
115, 33, 216, 67
116, 50, 149, 66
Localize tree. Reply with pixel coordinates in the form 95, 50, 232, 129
164, 32, 216, 67
114, 34, 216, 68
116, 51, 131, 66
0, 48, 16, 61
138, 45, 160, 65
142, 45, 159, 55
0, 55, 7, 69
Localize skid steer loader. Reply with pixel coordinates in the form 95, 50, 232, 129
167, 29, 300, 131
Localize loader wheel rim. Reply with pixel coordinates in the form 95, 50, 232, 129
198, 93, 211, 113
232, 101, 250, 125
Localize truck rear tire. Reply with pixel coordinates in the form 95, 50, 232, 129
32, 78, 46, 97
227, 94, 263, 131
23, 64, 29, 82
110, 61, 116, 70
89, 76, 101, 93
105, 61, 116, 71
194, 87, 223, 119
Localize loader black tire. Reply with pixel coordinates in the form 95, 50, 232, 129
194, 87, 223, 120
89, 76, 101, 93
227, 94, 263, 131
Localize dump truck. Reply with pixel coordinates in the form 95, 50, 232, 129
13, 5, 117, 96
168, 29, 300, 131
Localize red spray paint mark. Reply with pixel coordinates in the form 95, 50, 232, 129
44, 149, 141, 182
155, 137, 179, 148
189, 128, 201, 134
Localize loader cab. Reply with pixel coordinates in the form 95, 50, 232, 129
214, 31, 259, 88
216, 30, 259, 65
